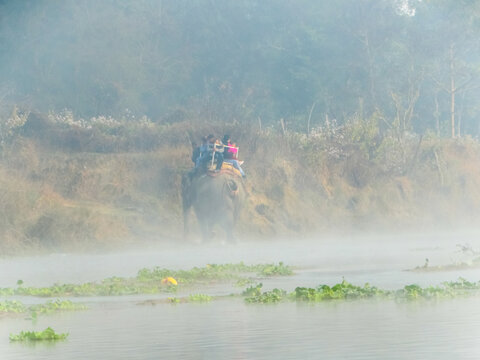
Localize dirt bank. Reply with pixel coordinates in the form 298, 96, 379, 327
1, 115, 480, 253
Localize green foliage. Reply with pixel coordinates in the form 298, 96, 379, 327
9, 327, 68, 342
443, 278, 480, 290
242, 283, 287, 303
245, 288, 286, 304
243, 278, 480, 304
294, 280, 387, 301
396, 278, 480, 300
0, 276, 176, 297
0, 300, 27, 313
242, 283, 263, 297
29, 300, 87, 314
346, 115, 381, 160
0, 299, 86, 316
0, 263, 293, 298
188, 294, 212, 302
136, 262, 292, 284
235, 278, 255, 287
258, 262, 293, 276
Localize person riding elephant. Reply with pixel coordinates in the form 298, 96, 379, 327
222, 134, 245, 177
197, 134, 224, 171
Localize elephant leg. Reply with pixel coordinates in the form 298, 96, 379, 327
225, 227, 236, 244
182, 198, 194, 241
181, 174, 193, 240
198, 219, 210, 243
222, 216, 237, 244
183, 208, 190, 240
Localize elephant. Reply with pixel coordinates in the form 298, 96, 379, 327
182, 171, 245, 242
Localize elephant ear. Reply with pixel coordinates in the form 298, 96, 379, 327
226, 179, 239, 199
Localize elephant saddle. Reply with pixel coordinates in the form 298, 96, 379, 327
207, 162, 243, 178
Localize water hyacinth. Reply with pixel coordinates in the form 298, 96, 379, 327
0, 299, 87, 316
244, 278, 480, 304
0, 300, 27, 314
136, 262, 293, 284
10, 327, 68, 342
29, 300, 87, 314
0, 263, 292, 298
188, 294, 212, 302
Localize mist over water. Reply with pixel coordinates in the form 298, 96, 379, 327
2, 0, 480, 359
2, 231, 480, 359
2, 230, 480, 288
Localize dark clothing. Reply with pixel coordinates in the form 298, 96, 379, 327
215, 152, 224, 170
191, 146, 200, 164
223, 142, 233, 160
193, 139, 225, 171
197, 142, 223, 170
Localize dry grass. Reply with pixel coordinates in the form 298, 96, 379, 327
2, 117, 480, 252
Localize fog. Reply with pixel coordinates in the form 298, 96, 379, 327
2, 231, 480, 359
2, 230, 480, 287
2, 0, 480, 359
2, 0, 480, 134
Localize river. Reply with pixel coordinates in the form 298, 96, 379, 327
1, 231, 480, 359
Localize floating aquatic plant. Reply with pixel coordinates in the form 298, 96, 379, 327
29, 300, 87, 314
235, 278, 255, 287
244, 278, 480, 304
188, 294, 212, 302
0, 263, 293, 299
245, 288, 286, 303
0, 263, 294, 298
9, 327, 68, 341
242, 283, 263, 297
258, 262, 293, 276
294, 280, 387, 301
136, 262, 293, 285
0, 300, 27, 314
0, 299, 87, 316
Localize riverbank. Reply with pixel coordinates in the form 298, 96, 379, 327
1, 112, 480, 253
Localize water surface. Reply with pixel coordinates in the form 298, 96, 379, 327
1, 232, 480, 359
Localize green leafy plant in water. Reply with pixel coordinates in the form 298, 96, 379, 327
0, 263, 293, 298
395, 279, 480, 300
0, 278, 175, 298
9, 327, 68, 341
0, 300, 27, 313
243, 278, 480, 304
0, 299, 86, 317
295, 280, 388, 302
235, 278, 255, 287
258, 262, 293, 276
167, 297, 180, 304
188, 294, 212, 302
136, 262, 292, 284
443, 278, 479, 290
29, 300, 87, 314
242, 283, 263, 297
245, 288, 286, 303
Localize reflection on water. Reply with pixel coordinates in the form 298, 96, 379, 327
1, 231, 480, 359
1, 298, 480, 360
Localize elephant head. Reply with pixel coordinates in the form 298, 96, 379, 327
182, 172, 245, 242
